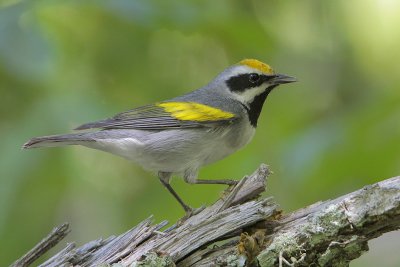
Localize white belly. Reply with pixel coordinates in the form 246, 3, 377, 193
84, 124, 256, 176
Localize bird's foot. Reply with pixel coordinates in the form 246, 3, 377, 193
225, 179, 239, 186
177, 205, 205, 225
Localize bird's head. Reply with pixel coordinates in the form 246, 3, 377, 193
219, 59, 296, 105
203, 59, 297, 127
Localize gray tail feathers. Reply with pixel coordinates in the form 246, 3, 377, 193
22, 133, 95, 149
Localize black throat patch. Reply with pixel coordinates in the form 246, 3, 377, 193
241, 85, 276, 127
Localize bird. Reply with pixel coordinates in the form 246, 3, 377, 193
23, 59, 296, 216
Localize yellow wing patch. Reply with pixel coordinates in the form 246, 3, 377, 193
239, 59, 274, 75
157, 102, 235, 122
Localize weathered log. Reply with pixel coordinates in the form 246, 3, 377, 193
11, 164, 400, 267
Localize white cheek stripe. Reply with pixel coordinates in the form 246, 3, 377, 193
231, 84, 267, 104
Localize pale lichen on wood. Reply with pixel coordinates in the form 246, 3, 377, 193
11, 165, 400, 267
257, 176, 400, 267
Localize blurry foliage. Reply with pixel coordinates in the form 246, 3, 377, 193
0, 0, 399, 266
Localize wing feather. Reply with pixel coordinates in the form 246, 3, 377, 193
75, 102, 236, 131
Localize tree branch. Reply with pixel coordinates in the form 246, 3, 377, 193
12, 164, 400, 267
10, 223, 70, 267
258, 176, 400, 266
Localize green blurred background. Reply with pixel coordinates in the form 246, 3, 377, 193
1, 0, 399, 265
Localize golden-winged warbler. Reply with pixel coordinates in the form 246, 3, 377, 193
23, 59, 296, 215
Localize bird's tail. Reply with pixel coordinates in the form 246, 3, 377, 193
22, 133, 94, 149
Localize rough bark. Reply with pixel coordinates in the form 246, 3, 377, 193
11, 164, 400, 267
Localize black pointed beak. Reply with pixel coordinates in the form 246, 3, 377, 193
271, 73, 297, 84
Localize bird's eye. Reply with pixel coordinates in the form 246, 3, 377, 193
249, 73, 260, 83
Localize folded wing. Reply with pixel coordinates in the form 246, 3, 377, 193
75, 102, 237, 131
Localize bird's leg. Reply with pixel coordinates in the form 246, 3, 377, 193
193, 179, 238, 186
184, 170, 238, 186
158, 171, 193, 214
184, 176, 239, 203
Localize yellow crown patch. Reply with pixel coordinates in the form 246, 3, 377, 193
158, 102, 235, 121
239, 59, 274, 75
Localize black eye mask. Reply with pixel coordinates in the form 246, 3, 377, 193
226, 73, 274, 92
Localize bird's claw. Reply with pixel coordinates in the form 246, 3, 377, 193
178, 205, 205, 225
